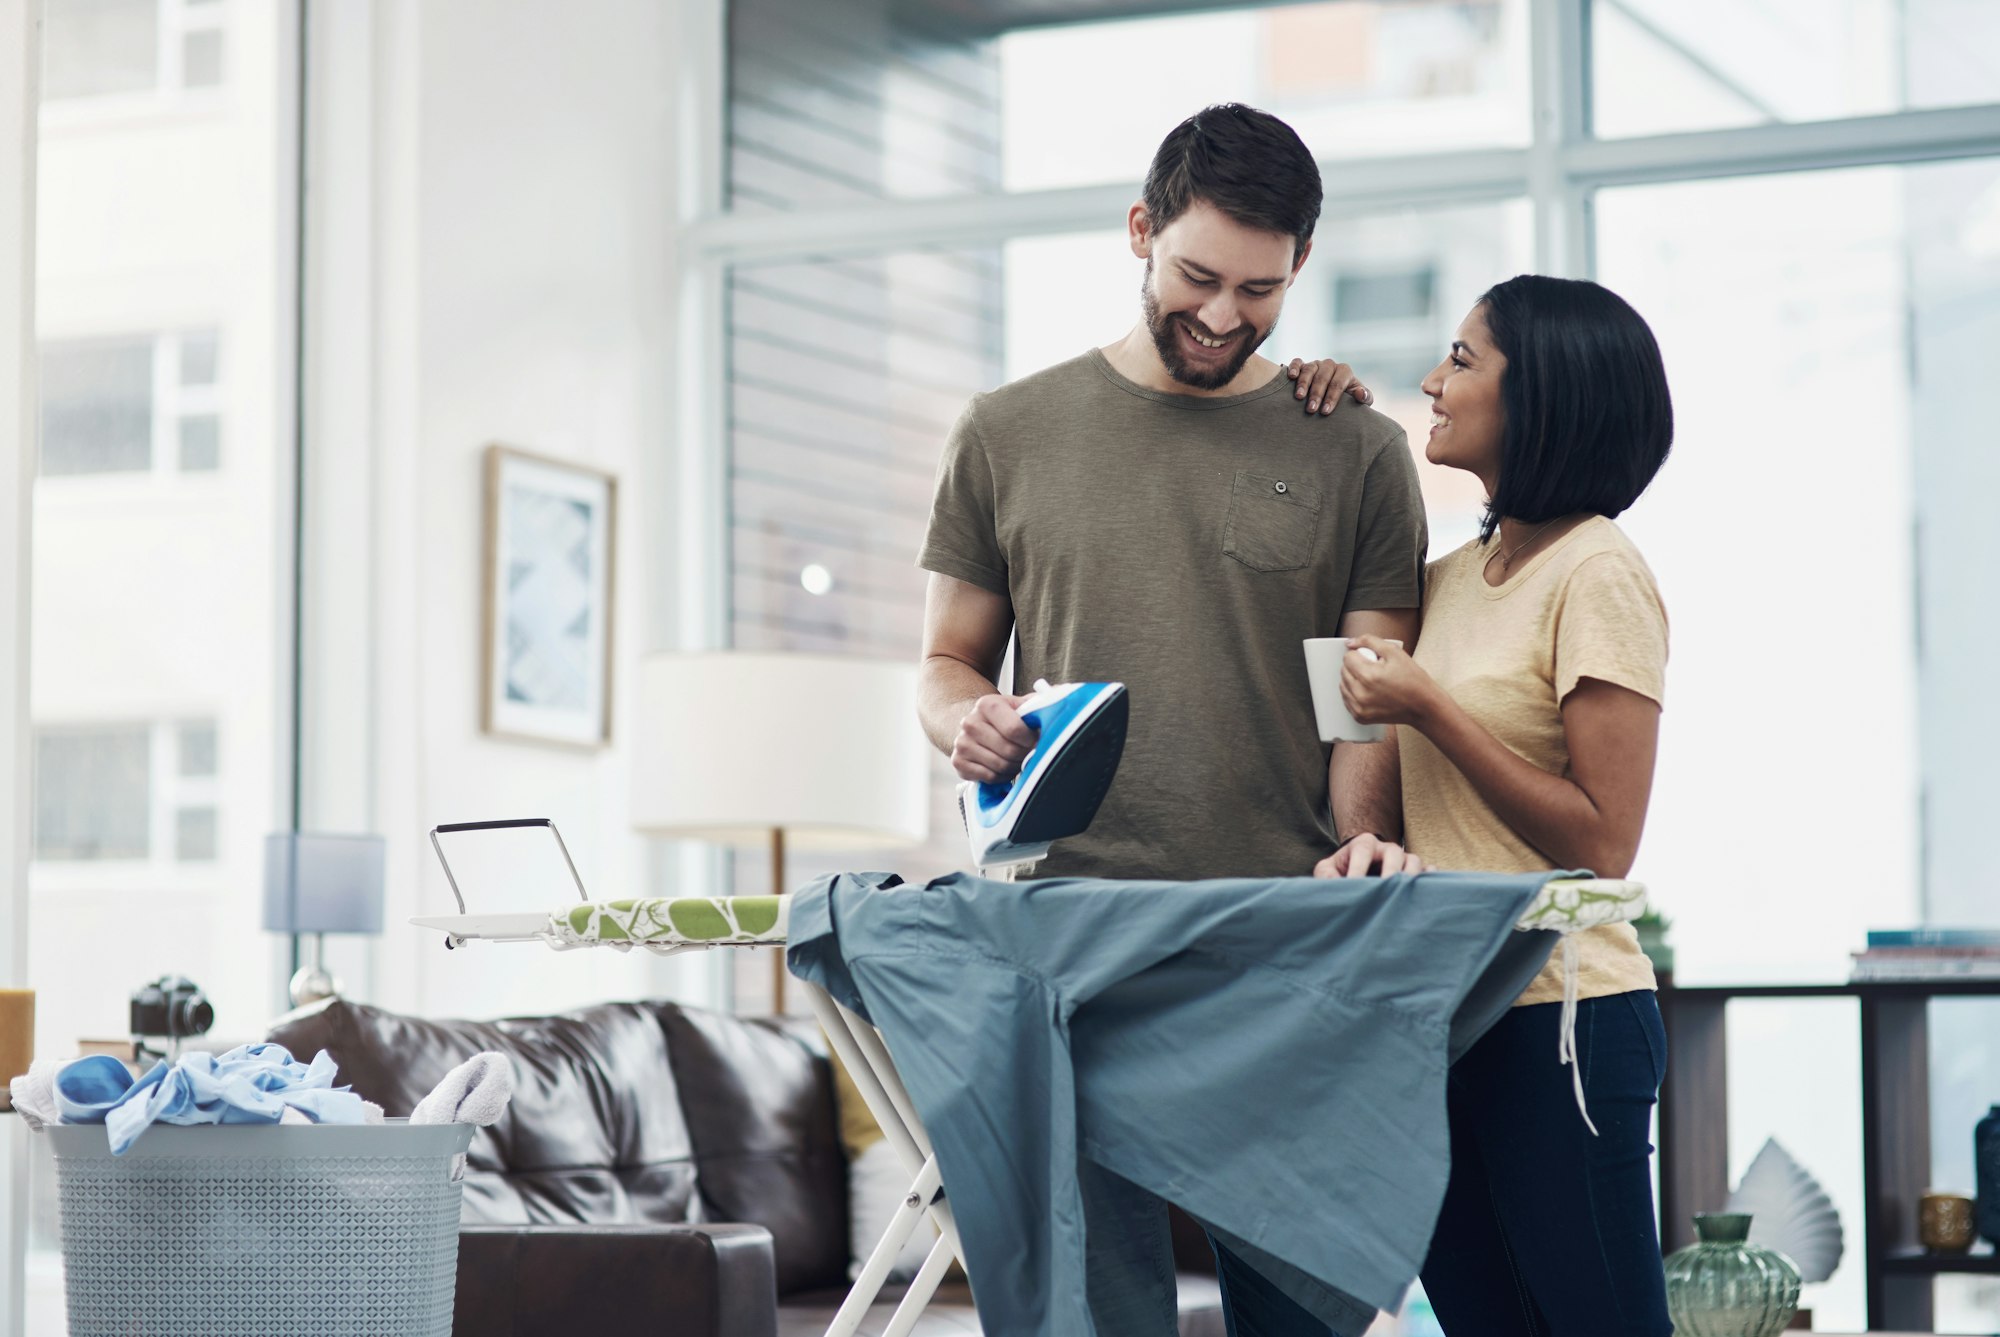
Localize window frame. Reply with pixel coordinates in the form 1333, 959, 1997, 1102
0, 0, 34, 1325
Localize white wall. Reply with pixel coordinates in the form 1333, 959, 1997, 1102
302, 0, 713, 1023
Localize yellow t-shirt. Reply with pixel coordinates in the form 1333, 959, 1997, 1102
1402, 516, 1666, 1007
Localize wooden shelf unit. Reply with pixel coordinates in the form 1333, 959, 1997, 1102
1656, 979, 2000, 1331
1879, 1247, 2000, 1275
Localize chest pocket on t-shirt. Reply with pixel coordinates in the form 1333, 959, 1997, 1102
1222, 470, 1322, 573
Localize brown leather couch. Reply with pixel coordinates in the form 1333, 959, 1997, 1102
269, 995, 1223, 1337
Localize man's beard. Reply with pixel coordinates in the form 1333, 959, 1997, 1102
1141, 257, 1275, 390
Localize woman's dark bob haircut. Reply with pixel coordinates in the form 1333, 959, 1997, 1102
1476, 275, 1673, 543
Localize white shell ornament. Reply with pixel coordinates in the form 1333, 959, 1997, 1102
1725, 1138, 1845, 1284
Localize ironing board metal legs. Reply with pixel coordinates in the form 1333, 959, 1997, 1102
803, 979, 966, 1337
412, 902, 963, 1336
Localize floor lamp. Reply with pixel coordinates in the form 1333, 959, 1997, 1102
631, 651, 930, 1011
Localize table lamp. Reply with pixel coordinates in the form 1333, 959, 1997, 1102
263, 832, 387, 1007
632, 651, 930, 1009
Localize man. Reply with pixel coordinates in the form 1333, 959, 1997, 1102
916, 104, 1427, 1333
920, 103, 1426, 884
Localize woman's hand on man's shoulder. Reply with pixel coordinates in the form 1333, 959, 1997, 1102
1285, 357, 1374, 416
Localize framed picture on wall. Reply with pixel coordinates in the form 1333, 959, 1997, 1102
481, 444, 617, 747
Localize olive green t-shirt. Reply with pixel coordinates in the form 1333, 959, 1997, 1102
920, 349, 1427, 881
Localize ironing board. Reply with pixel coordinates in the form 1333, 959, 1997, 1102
415, 853, 1647, 1337
412, 893, 963, 1337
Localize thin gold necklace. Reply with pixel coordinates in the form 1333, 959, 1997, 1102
1487, 517, 1562, 574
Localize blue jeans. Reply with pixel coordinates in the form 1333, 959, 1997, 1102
1208, 1234, 1343, 1336
1421, 991, 1673, 1337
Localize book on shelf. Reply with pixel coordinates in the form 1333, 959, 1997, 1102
1866, 927, 2000, 948
1849, 953, 2000, 982
1859, 945, 2000, 959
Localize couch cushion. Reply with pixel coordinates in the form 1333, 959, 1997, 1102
267, 997, 698, 1226
660, 1007, 847, 1295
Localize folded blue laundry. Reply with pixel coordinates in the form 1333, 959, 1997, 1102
51, 1054, 136, 1126
53, 1042, 370, 1154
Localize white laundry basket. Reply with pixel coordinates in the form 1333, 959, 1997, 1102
45, 1120, 475, 1337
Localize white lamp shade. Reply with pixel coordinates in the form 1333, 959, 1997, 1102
261, 832, 386, 934
632, 651, 930, 850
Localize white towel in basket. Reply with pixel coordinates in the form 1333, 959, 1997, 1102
411, 1052, 514, 1127
6, 1057, 61, 1130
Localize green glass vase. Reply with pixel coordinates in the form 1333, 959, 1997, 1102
1664, 1213, 1802, 1337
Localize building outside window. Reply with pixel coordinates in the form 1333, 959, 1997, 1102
1001, 0, 1528, 193
31, 718, 220, 865
1328, 264, 1441, 393
41, 0, 227, 104
1591, 0, 2000, 138
39, 330, 222, 477
32, 725, 148, 861
24, 0, 292, 1327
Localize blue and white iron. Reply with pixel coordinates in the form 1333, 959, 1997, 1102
958, 678, 1129, 871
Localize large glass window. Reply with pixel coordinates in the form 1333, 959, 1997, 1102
1597, 158, 2000, 982
728, 248, 1000, 661
1592, 0, 2000, 139
27, 0, 291, 1325
1003, 0, 1529, 192
727, 0, 1001, 211
724, 246, 1001, 1012
715, 4, 2000, 1319
728, 0, 1529, 209
1600, 156, 2000, 1330
32, 0, 280, 1024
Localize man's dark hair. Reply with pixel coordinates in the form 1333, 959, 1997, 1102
1142, 104, 1322, 262
1477, 275, 1674, 542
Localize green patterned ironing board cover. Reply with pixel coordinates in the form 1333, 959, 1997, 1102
540, 878, 1642, 949
552, 896, 789, 948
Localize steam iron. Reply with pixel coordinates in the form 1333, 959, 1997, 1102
959, 679, 1129, 871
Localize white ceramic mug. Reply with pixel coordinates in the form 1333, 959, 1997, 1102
1303, 637, 1403, 743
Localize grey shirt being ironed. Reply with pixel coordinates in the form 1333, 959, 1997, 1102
787, 868, 1565, 1336
920, 349, 1427, 881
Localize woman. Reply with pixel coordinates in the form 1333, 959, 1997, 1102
1334, 275, 1675, 1335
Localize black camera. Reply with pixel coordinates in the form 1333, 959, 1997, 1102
130, 975, 214, 1041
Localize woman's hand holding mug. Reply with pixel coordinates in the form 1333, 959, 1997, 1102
1338, 634, 1443, 729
